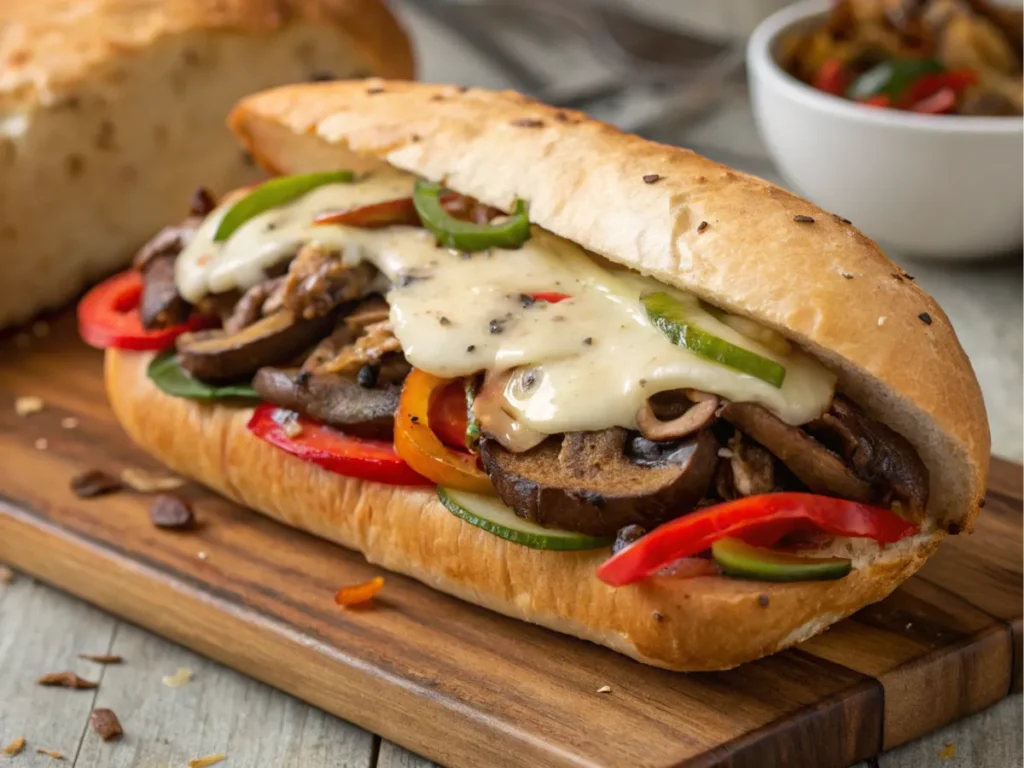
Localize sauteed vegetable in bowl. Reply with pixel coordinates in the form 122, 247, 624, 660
748, 0, 1023, 259
781, 0, 1023, 115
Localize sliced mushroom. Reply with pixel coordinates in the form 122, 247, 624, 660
635, 391, 719, 442
132, 218, 200, 271
282, 243, 378, 320
724, 431, 776, 498
223, 277, 285, 335
720, 402, 873, 502
139, 255, 190, 330
176, 310, 336, 383
474, 370, 547, 453
253, 367, 400, 440
807, 397, 929, 516
480, 427, 719, 536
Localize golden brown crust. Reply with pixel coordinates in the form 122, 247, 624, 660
0, 0, 413, 112
227, 80, 989, 532
106, 347, 942, 671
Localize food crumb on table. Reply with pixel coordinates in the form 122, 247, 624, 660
14, 395, 43, 416
162, 667, 194, 688
2, 736, 25, 756
35, 438, 48, 451
60, 417, 78, 429
188, 753, 227, 767
939, 742, 957, 759
596, 685, 611, 693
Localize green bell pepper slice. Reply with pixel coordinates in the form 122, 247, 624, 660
214, 170, 355, 242
643, 292, 787, 388
845, 58, 944, 102
413, 180, 531, 251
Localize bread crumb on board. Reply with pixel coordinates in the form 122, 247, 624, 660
14, 395, 43, 416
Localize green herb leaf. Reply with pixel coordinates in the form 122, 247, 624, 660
147, 352, 260, 401
214, 170, 355, 242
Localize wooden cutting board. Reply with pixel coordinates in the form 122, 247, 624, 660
0, 313, 1020, 768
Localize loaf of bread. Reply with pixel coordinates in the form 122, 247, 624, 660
0, 0, 413, 328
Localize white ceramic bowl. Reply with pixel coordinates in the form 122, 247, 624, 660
747, 0, 1023, 260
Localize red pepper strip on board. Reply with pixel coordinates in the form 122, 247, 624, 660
335, 576, 385, 606
78, 270, 212, 351
596, 493, 918, 587
247, 404, 431, 486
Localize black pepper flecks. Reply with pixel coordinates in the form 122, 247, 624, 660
842, 273, 854, 280
583, 337, 593, 346
410, 415, 420, 424
643, 174, 662, 184
652, 611, 663, 623
523, 371, 536, 389
638, 378, 647, 387
581, 491, 605, 508
697, 221, 709, 233
918, 312, 933, 325
489, 318, 507, 334
794, 214, 815, 224
357, 364, 379, 388
757, 595, 770, 608
466, 345, 476, 353
439, 316, 451, 326
519, 293, 536, 309
295, 370, 311, 388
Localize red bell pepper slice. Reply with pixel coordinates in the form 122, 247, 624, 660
860, 95, 892, 108
247, 404, 431, 486
428, 379, 470, 451
78, 270, 210, 351
911, 87, 958, 115
813, 58, 852, 97
313, 198, 420, 228
527, 292, 571, 304
596, 493, 919, 587
901, 70, 977, 109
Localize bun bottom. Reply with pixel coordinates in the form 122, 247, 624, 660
105, 348, 942, 671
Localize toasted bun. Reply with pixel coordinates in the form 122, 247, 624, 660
106, 347, 943, 671
0, 1, 412, 329
227, 80, 989, 532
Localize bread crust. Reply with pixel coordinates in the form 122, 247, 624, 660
226, 80, 989, 532
106, 347, 942, 671
0, 0, 413, 112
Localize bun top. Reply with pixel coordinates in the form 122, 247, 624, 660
228, 79, 990, 531
0, 0, 413, 111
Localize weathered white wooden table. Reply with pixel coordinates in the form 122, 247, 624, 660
1, 2, 1021, 766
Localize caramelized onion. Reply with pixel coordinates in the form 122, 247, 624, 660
635, 393, 719, 442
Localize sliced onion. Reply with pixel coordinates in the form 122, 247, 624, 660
475, 370, 548, 453
635, 395, 719, 442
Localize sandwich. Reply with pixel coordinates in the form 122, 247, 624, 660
82, 80, 990, 671
0, 0, 412, 329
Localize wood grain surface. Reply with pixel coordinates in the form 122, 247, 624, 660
0, 314, 1020, 768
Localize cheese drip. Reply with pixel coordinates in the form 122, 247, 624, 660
176, 169, 836, 429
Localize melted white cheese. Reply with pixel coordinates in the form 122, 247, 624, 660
175, 169, 836, 429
